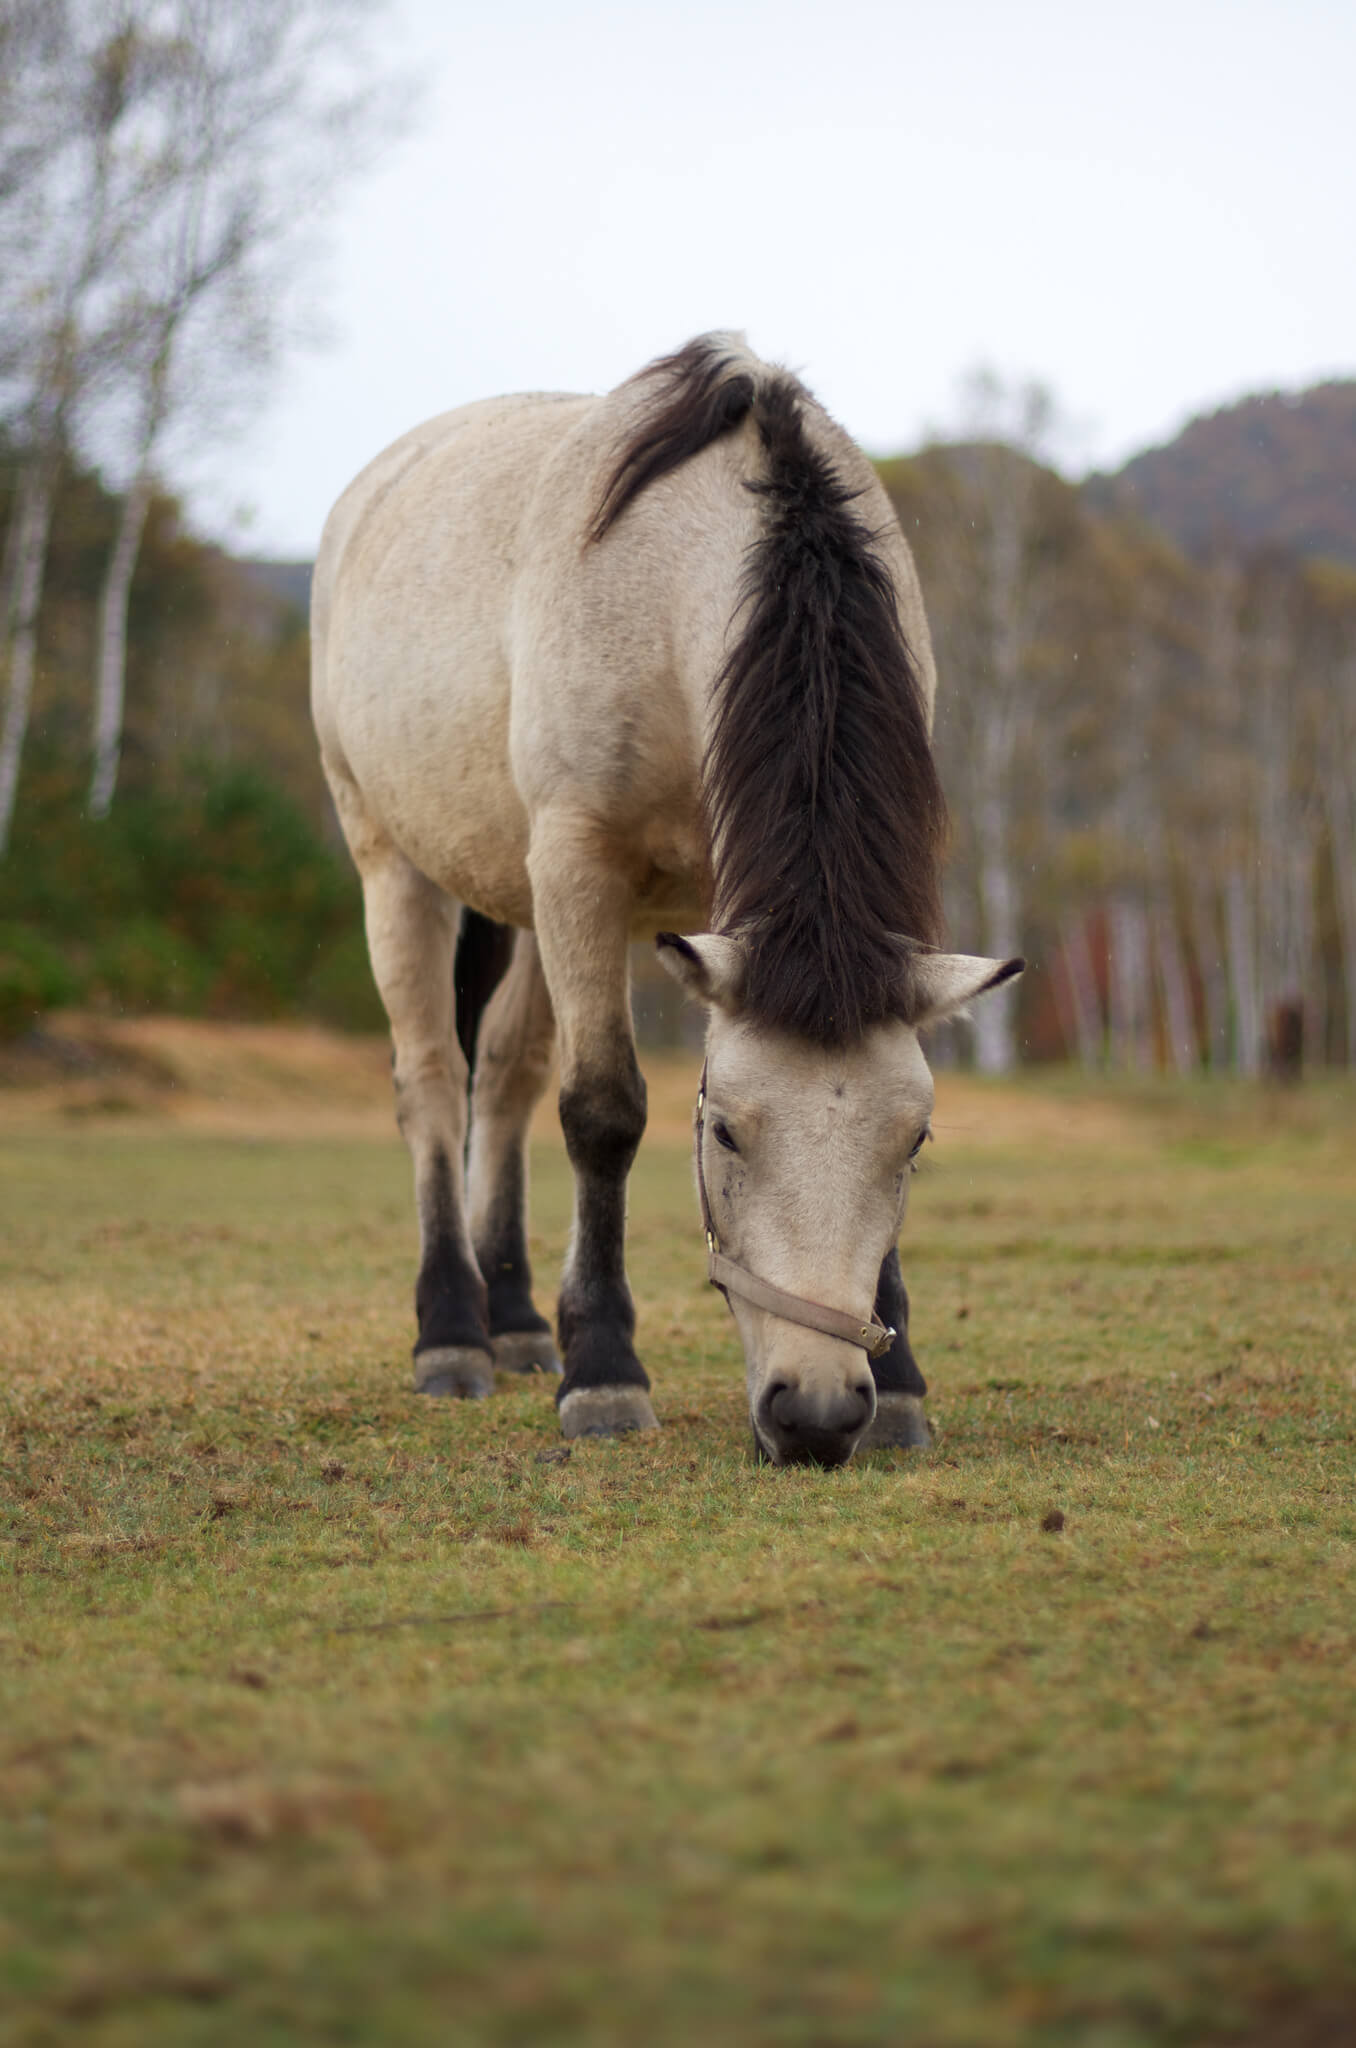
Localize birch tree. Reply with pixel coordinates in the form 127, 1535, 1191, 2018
0, 0, 405, 843
87, 0, 404, 818
917, 376, 1074, 1071
0, 5, 156, 855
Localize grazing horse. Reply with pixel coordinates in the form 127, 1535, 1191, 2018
311, 336, 1020, 1468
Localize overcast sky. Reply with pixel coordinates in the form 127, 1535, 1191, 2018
184, 0, 1356, 558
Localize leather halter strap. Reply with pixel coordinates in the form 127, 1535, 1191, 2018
694, 1063, 896, 1361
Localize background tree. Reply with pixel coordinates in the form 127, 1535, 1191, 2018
0, 0, 407, 845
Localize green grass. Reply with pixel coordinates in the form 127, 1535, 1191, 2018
2, 1074, 1355, 2046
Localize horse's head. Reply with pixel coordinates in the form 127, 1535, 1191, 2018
658, 933, 1022, 1467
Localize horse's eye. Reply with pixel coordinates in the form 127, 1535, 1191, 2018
908, 1125, 931, 1169
712, 1120, 739, 1154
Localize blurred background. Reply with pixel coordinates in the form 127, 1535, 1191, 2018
2, 0, 1354, 1075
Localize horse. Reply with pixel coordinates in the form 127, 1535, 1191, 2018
310, 335, 1021, 1469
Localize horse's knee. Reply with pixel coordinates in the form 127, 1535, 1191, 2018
558, 1057, 647, 1178
394, 1048, 466, 1133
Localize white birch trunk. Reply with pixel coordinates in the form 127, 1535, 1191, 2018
1152, 899, 1198, 1075
972, 780, 1020, 1073
89, 464, 154, 818
1108, 895, 1152, 1072
1224, 867, 1261, 1076
0, 459, 58, 858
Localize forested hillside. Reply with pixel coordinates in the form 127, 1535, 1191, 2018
1089, 382, 1356, 566
880, 440, 1356, 1075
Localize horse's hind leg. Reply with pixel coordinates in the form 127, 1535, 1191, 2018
862, 1248, 932, 1449
358, 841, 494, 1398
465, 928, 561, 1375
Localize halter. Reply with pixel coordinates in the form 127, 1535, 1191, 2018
693, 1062, 897, 1360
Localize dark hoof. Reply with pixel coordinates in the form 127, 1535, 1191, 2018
862, 1391, 932, 1451
558, 1387, 659, 1439
492, 1330, 563, 1376
413, 1346, 495, 1400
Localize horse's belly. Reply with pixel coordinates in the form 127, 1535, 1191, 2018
338, 691, 535, 925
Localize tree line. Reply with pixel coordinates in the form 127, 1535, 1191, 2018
880, 431, 1356, 1075
0, 0, 399, 854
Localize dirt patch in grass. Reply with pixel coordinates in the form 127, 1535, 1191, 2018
12, 1010, 1344, 1154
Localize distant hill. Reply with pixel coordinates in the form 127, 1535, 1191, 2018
1088, 381, 1356, 565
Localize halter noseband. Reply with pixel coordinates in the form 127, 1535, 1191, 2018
693, 1062, 896, 1361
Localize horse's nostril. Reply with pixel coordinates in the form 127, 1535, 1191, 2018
766, 1380, 793, 1425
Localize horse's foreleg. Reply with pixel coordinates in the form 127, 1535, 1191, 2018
862, 1248, 932, 1449
528, 831, 657, 1440
360, 847, 493, 1398
466, 932, 561, 1375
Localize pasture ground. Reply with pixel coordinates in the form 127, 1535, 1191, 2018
2, 1022, 1355, 2046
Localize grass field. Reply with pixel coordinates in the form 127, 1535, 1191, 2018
2, 1028, 1355, 2046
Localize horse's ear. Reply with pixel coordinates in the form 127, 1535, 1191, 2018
909, 951, 1024, 1026
656, 931, 746, 1010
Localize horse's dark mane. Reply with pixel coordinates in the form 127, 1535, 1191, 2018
590, 339, 757, 543
594, 339, 947, 1045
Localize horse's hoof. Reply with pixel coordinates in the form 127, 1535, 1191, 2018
557, 1387, 659, 1439
413, 1347, 495, 1400
862, 1392, 932, 1451
492, 1330, 563, 1376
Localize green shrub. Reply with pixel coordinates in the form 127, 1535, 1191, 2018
306, 927, 386, 1033
203, 911, 299, 1018
90, 916, 210, 1015
0, 762, 375, 1028
0, 923, 81, 1039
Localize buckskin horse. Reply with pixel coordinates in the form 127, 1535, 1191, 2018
310, 335, 1020, 1467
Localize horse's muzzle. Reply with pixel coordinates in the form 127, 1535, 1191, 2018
754, 1375, 876, 1467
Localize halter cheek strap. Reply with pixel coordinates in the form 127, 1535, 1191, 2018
694, 1063, 896, 1362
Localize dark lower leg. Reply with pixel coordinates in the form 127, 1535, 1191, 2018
555, 1050, 650, 1402
359, 848, 491, 1399
465, 933, 556, 1364
412, 1140, 492, 1362
870, 1247, 927, 1398
474, 1149, 552, 1342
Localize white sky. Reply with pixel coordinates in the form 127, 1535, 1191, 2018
185, 0, 1356, 558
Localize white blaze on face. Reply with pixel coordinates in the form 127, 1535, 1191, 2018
658, 933, 1023, 1465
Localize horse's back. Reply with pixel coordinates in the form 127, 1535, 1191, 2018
312, 392, 593, 923
311, 343, 936, 936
